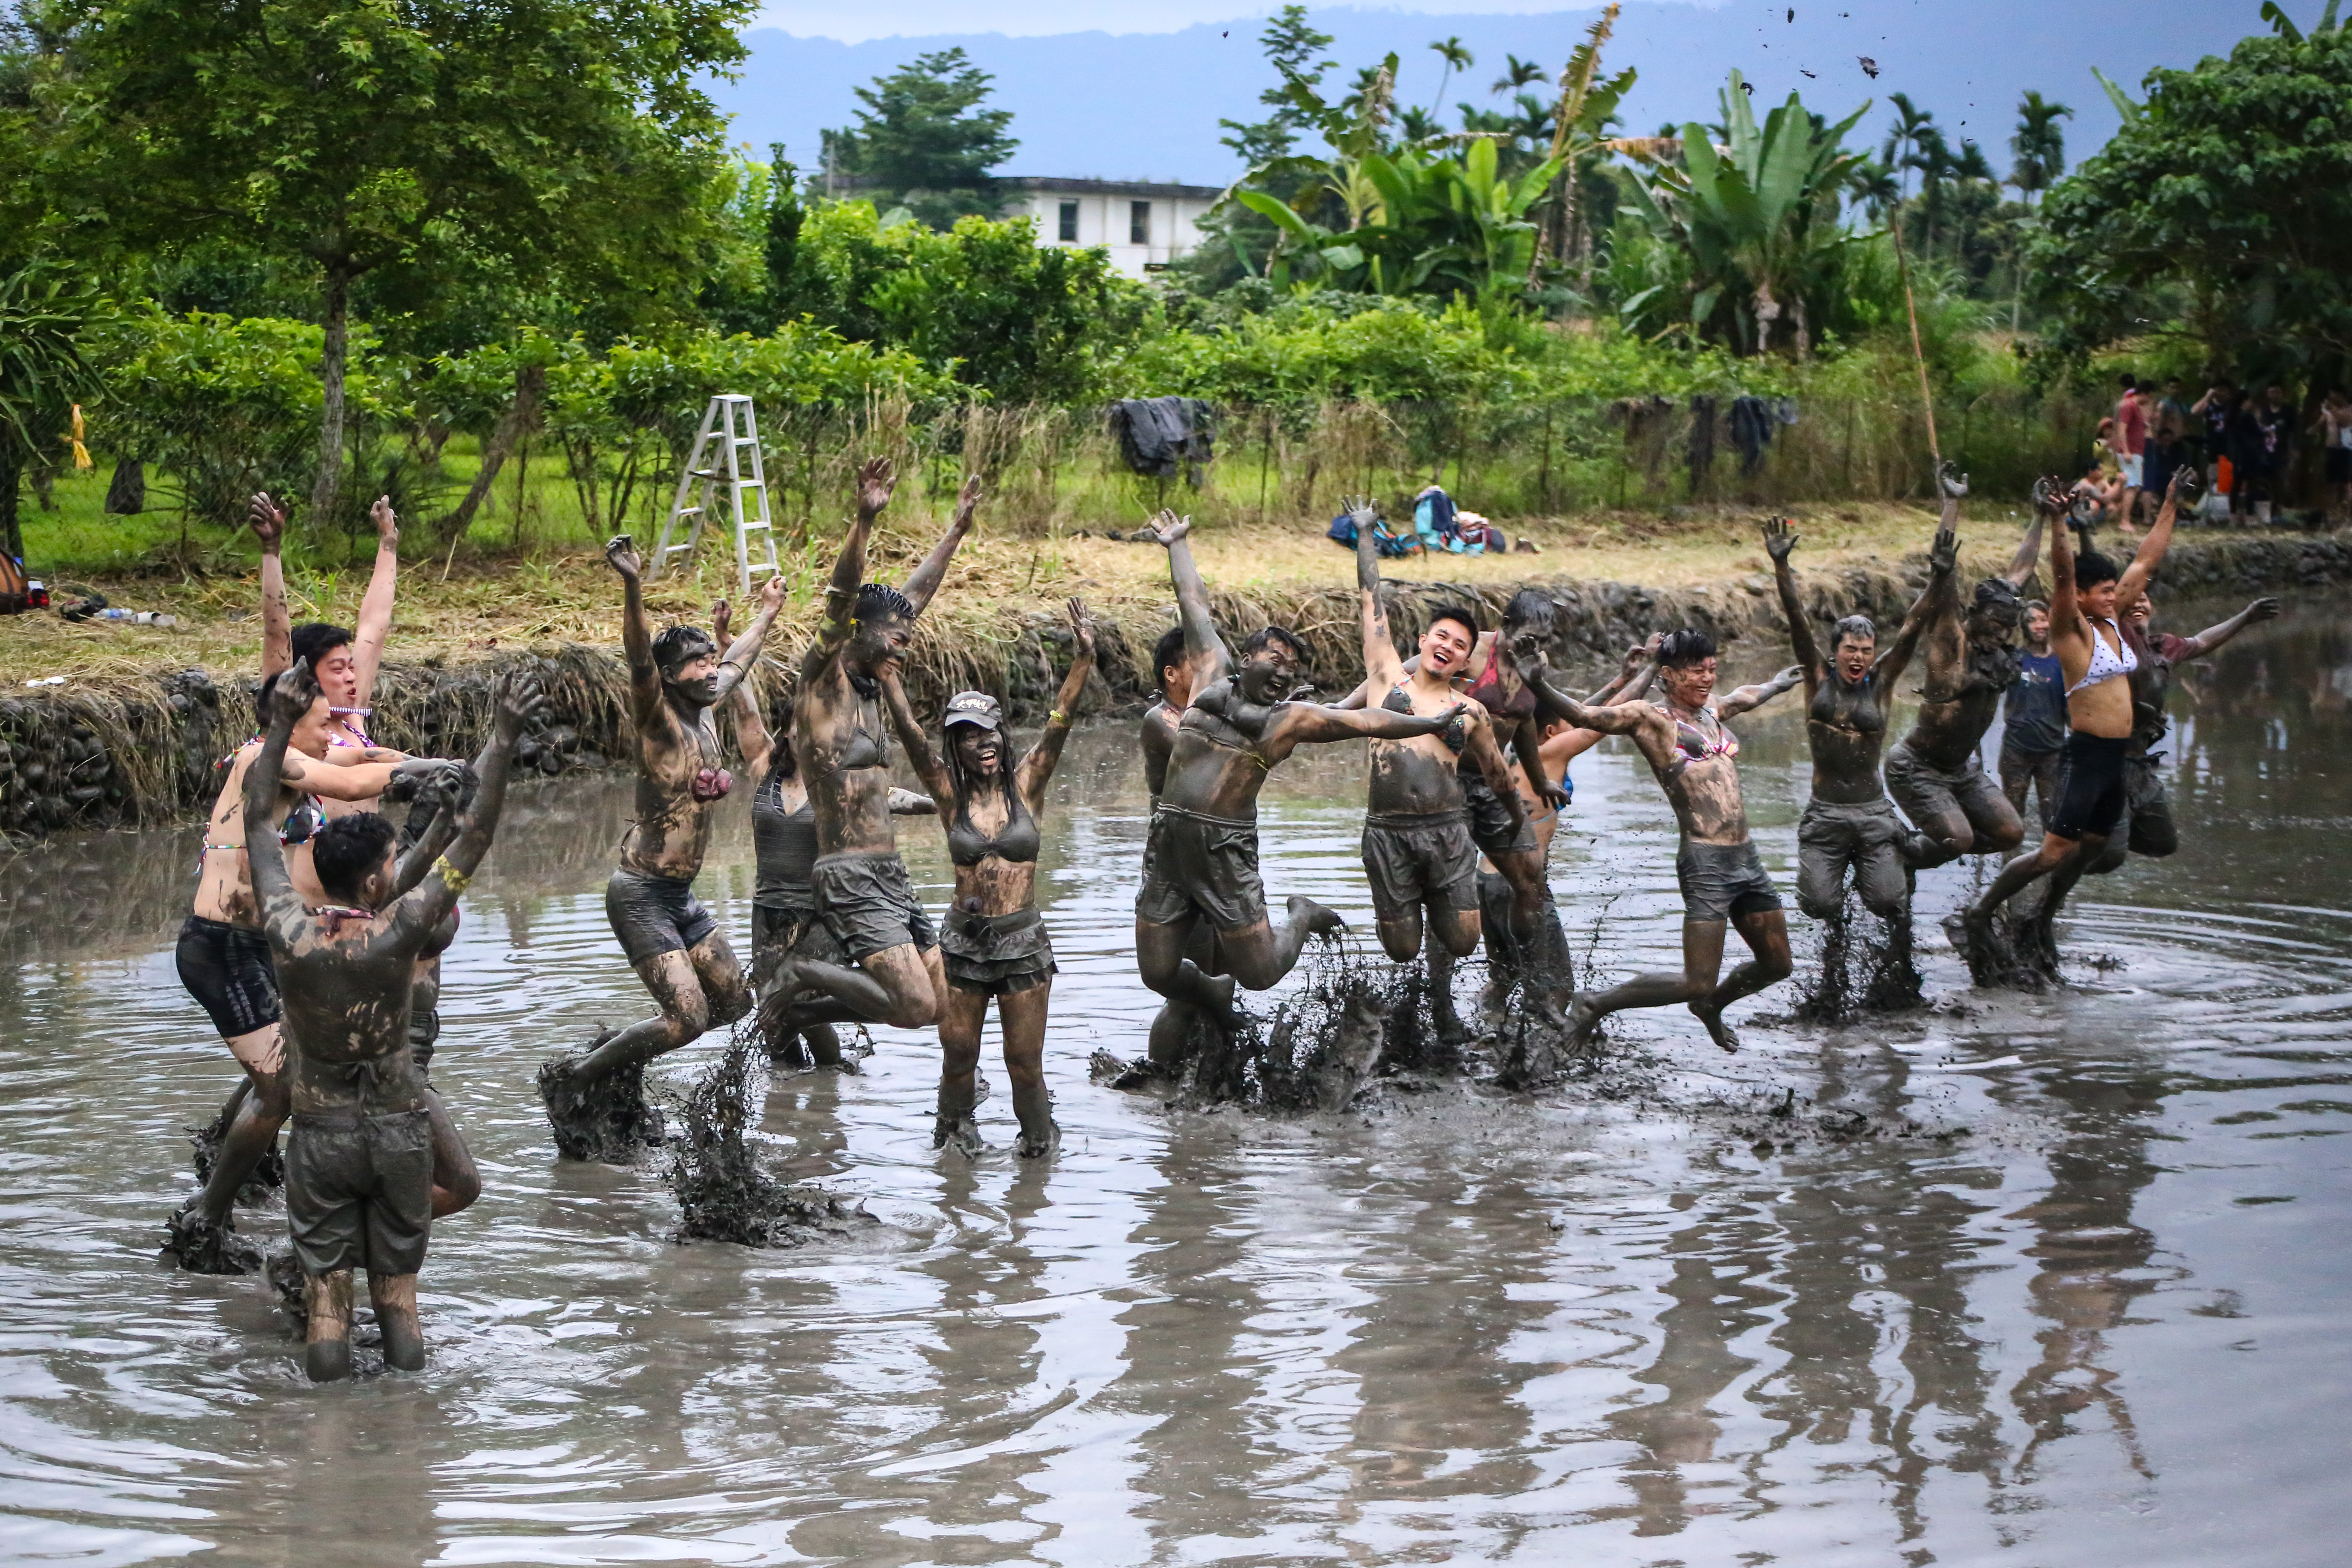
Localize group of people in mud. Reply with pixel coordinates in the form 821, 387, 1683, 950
158, 454, 2280, 1381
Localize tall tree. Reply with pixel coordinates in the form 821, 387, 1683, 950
52, 0, 751, 524
0, 264, 95, 562
1218, 5, 1337, 168
1427, 36, 1473, 116
823, 49, 1018, 232
1881, 92, 1938, 202
1492, 54, 1547, 96
2008, 90, 2073, 209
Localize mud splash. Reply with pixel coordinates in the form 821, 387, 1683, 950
1796, 894, 1927, 1022
537, 1046, 667, 1165
188, 1096, 284, 1203
667, 1028, 877, 1249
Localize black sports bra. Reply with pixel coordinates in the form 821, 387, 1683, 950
947, 789, 1041, 867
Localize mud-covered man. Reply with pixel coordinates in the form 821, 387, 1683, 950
244, 659, 539, 1380
536, 534, 788, 1153
1350, 497, 1525, 1039
1517, 630, 1803, 1051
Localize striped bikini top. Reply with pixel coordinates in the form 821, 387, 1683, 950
2068, 617, 2139, 694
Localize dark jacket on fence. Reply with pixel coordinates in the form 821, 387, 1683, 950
1109, 397, 1215, 483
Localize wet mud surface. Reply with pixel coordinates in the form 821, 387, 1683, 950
5, 601, 2352, 1564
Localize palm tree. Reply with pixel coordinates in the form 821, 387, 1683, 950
1880, 92, 1937, 202
0, 265, 96, 563
1491, 53, 1545, 95
1428, 36, 1473, 116
2008, 90, 2072, 209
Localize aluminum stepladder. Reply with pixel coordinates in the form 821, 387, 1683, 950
646, 394, 778, 595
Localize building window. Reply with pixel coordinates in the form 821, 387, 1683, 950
1130, 200, 1151, 245
1058, 201, 1078, 242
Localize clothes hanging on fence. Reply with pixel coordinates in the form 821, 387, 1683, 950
1729, 395, 1776, 475
1109, 397, 1215, 483
1685, 395, 1719, 494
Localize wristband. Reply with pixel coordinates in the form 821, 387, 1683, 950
434, 855, 471, 896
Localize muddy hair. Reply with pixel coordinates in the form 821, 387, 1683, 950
652, 625, 717, 675
2073, 550, 2122, 590
1501, 588, 1557, 628
1974, 577, 2024, 617
1153, 626, 1187, 694
1657, 628, 1718, 669
1241, 625, 1308, 661
312, 813, 399, 904
1428, 602, 1481, 642
1831, 614, 1877, 648
769, 697, 798, 778
290, 622, 353, 670
855, 583, 917, 625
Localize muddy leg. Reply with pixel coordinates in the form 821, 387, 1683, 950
567, 951, 712, 1081
369, 1272, 424, 1372
1138, 914, 1242, 1026
1217, 896, 1346, 992
934, 984, 988, 1156
1565, 920, 1727, 1049
773, 942, 941, 1030
181, 1053, 289, 1234
999, 983, 1058, 1158
305, 1270, 355, 1383
424, 1089, 479, 1220
1688, 908, 1793, 1051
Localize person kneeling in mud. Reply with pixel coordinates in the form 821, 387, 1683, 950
537, 535, 789, 1157
1348, 499, 1525, 1040
881, 600, 1097, 1156
243, 659, 539, 1380
1764, 516, 1939, 925
1137, 626, 1466, 1032
1515, 630, 1803, 1051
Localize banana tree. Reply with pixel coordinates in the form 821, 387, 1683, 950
1530, 2, 1639, 278
1621, 70, 1870, 355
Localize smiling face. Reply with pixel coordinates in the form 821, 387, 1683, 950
950, 722, 1003, 781
849, 613, 915, 676
2025, 606, 2051, 647
1832, 631, 1876, 682
1661, 656, 1718, 709
314, 641, 359, 708
663, 651, 723, 709
1418, 616, 1475, 679
2124, 597, 2153, 629
1236, 639, 1301, 704
2080, 577, 2120, 621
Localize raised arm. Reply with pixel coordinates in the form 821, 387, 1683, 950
605, 534, 663, 732
2176, 597, 2282, 661
2116, 470, 2184, 613
2048, 481, 2080, 630
1763, 517, 1822, 695
349, 495, 401, 705
390, 772, 468, 898
711, 574, 787, 706
713, 601, 773, 784
1937, 461, 1967, 536
1874, 522, 1955, 691
1717, 664, 1804, 719
1016, 598, 1095, 810
876, 666, 956, 814
899, 471, 978, 615
2003, 505, 2046, 588
1353, 497, 1407, 690
805, 458, 891, 678
252, 493, 291, 679
392, 670, 544, 937
1150, 509, 1231, 687
241, 663, 316, 951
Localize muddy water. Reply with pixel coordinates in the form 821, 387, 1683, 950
4, 598, 2352, 1566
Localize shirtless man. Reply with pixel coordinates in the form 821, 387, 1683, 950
1136, 622, 1464, 1030
1764, 515, 1938, 922
535, 535, 788, 1152
168, 678, 448, 1269
2082, 590, 2280, 875
763, 462, 978, 1033
252, 491, 401, 799
1352, 501, 1525, 1039
1137, 512, 1234, 1069
1515, 630, 1803, 1051
1882, 467, 2045, 868
1961, 472, 2185, 972
244, 659, 537, 1380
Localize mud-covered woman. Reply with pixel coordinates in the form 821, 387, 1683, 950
1881, 468, 2047, 867
711, 601, 934, 1069
167, 678, 450, 1269
1515, 630, 1803, 1051
251, 491, 402, 802
1961, 470, 2185, 975
880, 598, 1097, 1157
763, 462, 978, 1033
535, 537, 789, 1157
1763, 515, 1940, 923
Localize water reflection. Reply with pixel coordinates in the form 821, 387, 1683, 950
2, 599, 2351, 1564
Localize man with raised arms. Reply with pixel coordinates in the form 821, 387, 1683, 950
1514, 631, 1803, 1052
243, 659, 539, 1380
763, 463, 979, 1033
1350, 497, 1525, 1039
535, 534, 789, 1154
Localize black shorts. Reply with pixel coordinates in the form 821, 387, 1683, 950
176, 915, 281, 1038
2049, 732, 2130, 842
606, 870, 717, 966
941, 907, 1057, 996
1361, 809, 1481, 924
1135, 805, 1266, 932
286, 1109, 433, 1278
751, 897, 848, 984
1462, 771, 1537, 856
813, 851, 938, 962
1675, 839, 1783, 924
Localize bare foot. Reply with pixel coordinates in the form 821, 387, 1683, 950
1289, 894, 1347, 940
1199, 973, 1244, 1031
932, 1113, 986, 1158
1688, 997, 1741, 1053
1564, 992, 1605, 1050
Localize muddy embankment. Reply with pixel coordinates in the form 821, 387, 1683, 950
5, 530, 2347, 841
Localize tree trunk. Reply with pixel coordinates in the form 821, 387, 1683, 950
309, 264, 352, 524
431, 362, 546, 546
0, 444, 22, 564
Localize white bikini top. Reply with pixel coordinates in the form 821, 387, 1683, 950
2067, 617, 2139, 694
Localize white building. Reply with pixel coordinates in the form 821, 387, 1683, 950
997, 178, 1223, 279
